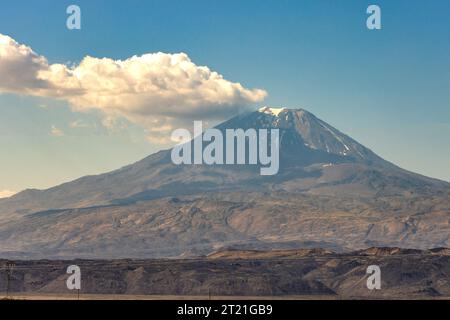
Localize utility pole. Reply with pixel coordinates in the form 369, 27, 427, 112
5, 262, 15, 299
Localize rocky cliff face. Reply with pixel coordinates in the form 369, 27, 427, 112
2, 249, 450, 298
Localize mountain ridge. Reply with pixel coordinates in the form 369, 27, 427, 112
0, 107, 449, 258
2, 107, 448, 213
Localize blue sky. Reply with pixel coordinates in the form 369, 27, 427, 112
0, 0, 449, 194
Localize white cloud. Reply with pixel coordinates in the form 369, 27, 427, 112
0, 33, 267, 143
69, 119, 90, 128
0, 190, 16, 198
51, 125, 64, 137
0, 34, 49, 94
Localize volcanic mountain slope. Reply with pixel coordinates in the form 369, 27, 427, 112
0, 107, 449, 258
0, 107, 446, 215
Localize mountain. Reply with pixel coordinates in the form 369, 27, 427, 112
0, 107, 449, 258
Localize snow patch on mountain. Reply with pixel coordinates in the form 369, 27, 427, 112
258, 106, 286, 117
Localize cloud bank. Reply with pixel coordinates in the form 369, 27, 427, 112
0, 33, 267, 142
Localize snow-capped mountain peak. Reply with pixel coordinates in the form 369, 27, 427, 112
220, 107, 390, 167
258, 106, 287, 117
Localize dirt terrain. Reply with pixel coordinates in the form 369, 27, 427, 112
1, 248, 450, 299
